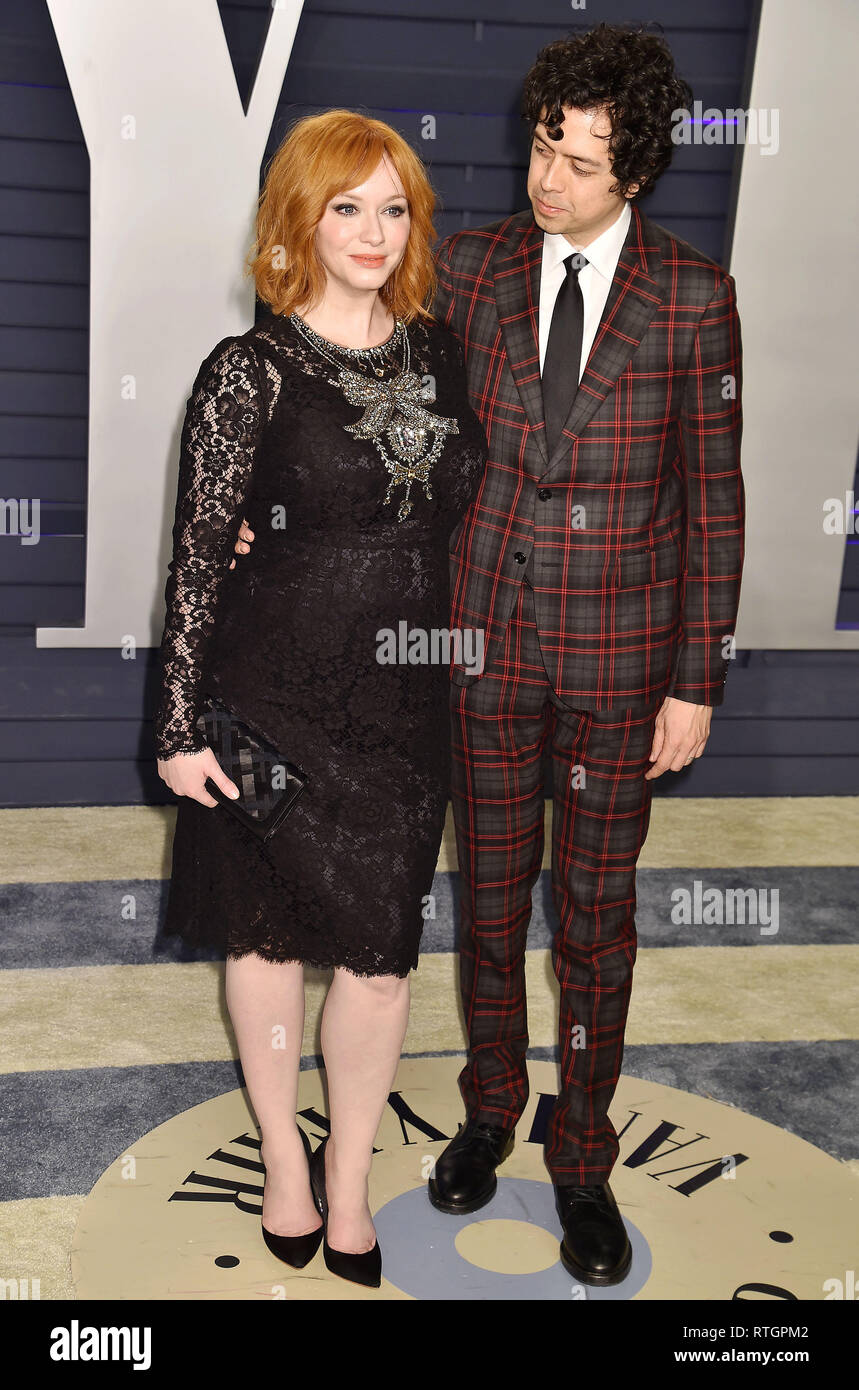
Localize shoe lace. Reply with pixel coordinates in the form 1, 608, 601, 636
559, 1184, 610, 1207
464, 1120, 510, 1150
470, 1122, 505, 1140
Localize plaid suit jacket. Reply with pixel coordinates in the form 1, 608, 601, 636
434, 204, 744, 708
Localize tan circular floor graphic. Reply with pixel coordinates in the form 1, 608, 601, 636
72, 1059, 856, 1300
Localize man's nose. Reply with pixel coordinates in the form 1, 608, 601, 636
541, 157, 565, 192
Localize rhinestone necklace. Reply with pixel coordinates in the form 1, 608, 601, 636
289, 312, 460, 522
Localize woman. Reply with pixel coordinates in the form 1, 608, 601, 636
153, 110, 486, 1288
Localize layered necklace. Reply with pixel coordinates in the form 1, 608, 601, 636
289, 311, 460, 522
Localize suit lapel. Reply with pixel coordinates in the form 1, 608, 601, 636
492, 214, 548, 468
541, 204, 665, 478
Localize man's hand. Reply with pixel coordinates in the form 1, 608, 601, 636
645, 697, 712, 780
229, 517, 255, 570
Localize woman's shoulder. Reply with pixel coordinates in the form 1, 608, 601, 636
184, 313, 296, 428
242, 308, 325, 378
198, 308, 295, 369
186, 330, 264, 405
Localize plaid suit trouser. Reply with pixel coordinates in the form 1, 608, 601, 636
449, 577, 662, 1185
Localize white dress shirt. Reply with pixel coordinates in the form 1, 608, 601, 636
538, 199, 632, 380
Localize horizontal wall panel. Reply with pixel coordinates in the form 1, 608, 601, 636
3, 715, 859, 765
0, 283, 89, 329
1, 640, 855, 708
0, 532, 85, 588
0, 326, 88, 373
0, 585, 83, 625
0, 188, 89, 239
0, 233, 88, 285
278, 105, 742, 172
4, 648, 854, 721
276, 71, 744, 124
706, 718, 859, 756
287, 0, 753, 24
0, 761, 160, 808
2, 755, 857, 809
0, 461, 86, 501
714, 653, 859, 718
1, 418, 87, 456
0, 721, 150, 761
0, 650, 148, 720
0, 80, 81, 142
285, 16, 750, 79
0, 504, 80, 537
0, 138, 89, 192
0, 369, 87, 416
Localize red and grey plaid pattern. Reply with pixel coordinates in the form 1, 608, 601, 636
449, 580, 661, 1183
435, 204, 744, 708
436, 204, 744, 1182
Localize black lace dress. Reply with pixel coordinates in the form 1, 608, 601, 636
153, 309, 486, 976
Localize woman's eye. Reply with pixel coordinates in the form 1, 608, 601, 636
385, 206, 407, 217
333, 203, 357, 215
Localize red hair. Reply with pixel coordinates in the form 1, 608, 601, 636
246, 109, 438, 323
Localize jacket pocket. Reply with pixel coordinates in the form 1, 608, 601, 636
615, 538, 682, 589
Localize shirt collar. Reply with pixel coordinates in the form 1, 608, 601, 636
541, 199, 632, 281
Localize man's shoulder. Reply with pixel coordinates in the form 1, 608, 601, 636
436, 210, 535, 271
637, 208, 736, 301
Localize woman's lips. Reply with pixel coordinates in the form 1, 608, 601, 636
350, 255, 387, 266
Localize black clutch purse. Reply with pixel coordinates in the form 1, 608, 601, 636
194, 692, 307, 842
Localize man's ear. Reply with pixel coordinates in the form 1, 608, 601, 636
626, 181, 641, 199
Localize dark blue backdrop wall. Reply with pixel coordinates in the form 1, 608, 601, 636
1, 0, 857, 807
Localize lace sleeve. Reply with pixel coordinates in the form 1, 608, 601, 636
153, 336, 262, 760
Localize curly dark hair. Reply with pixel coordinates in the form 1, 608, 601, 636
520, 23, 693, 200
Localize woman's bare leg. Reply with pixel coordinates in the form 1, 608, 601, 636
319, 968, 411, 1252
224, 953, 321, 1236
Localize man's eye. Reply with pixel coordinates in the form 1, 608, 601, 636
573, 167, 594, 177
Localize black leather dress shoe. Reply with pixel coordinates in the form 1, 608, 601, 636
555, 1181, 632, 1286
428, 1120, 515, 1214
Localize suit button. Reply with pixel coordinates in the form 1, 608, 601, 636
514, 551, 527, 564
538, 488, 553, 500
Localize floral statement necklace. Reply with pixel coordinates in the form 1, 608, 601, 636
289, 312, 460, 522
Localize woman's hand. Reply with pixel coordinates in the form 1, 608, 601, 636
157, 748, 241, 807
228, 518, 255, 570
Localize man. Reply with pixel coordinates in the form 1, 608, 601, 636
424, 23, 744, 1288
234, 23, 744, 1288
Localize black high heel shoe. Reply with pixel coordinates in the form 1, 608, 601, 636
260, 1126, 324, 1269
309, 1135, 382, 1288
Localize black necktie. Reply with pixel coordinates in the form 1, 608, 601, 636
542, 251, 587, 455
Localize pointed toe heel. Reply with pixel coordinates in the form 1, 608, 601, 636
260, 1126, 324, 1269
309, 1135, 383, 1289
